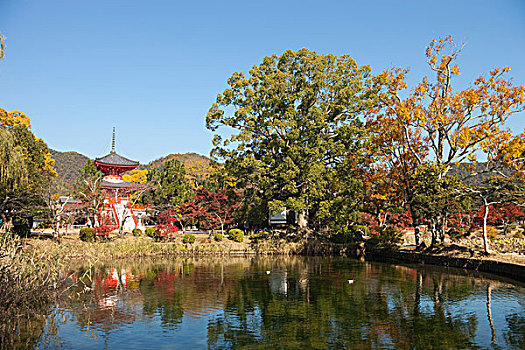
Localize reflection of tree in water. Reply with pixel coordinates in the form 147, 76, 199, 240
139, 267, 185, 330
504, 313, 525, 349
206, 261, 495, 349
504, 293, 525, 350
55, 256, 525, 349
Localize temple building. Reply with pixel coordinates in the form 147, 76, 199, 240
94, 129, 148, 231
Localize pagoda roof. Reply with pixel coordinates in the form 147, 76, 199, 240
101, 179, 145, 190
95, 151, 139, 167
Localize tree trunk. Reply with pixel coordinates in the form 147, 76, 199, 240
54, 220, 60, 240
486, 284, 496, 344
439, 214, 446, 245
410, 209, 420, 248
482, 204, 491, 254
430, 219, 438, 247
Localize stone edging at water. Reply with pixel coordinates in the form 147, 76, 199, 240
366, 247, 525, 283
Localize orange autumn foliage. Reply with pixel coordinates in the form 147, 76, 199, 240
367, 35, 525, 179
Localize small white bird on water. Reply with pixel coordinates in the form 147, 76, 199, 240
348, 279, 355, 284
266, 270, 271, 274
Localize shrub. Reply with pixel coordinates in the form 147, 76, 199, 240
145, 227, 159, 238
94, 225, 114, 239
228, 229, 244, 243
249, 230, 271, 242
486, 225, 498, 238
132, 228, 143, 237
214, 233, 223, 242
12, 217, 32, 238
79, 228, 96, 242
370, 226, 403, 248
183, 233, 196, 244
330, 225, 370, 243
330, 225, 354, 243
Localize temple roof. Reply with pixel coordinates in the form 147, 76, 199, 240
101, 179, 145, 190
95, 151, 139, 167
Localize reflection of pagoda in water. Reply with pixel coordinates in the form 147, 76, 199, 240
94, 128, 148, 231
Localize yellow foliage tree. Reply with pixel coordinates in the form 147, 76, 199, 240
122, 169, 148, 184
0, 107, 56, 177
369, 36, 525, 176
366, 36, 525, 248
0, 108, 32, 129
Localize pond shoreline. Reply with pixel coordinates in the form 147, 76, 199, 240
366, 247, 525, 283
25, 233, 525, 283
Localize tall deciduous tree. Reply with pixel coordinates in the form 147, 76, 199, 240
367, 36, 525, 245
207, 48, 377, 231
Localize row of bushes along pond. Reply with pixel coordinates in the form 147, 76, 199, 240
79, 227, 246, 243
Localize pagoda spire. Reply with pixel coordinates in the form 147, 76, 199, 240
111, 127, 116, 152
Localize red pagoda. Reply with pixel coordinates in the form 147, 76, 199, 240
94, 128, 148, 231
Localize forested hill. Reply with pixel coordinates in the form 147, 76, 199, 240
141, 152, 216, 185
50, 149, 91, 192
50, 149, 214, 193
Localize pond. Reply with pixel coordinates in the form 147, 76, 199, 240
33, 256, 524, 349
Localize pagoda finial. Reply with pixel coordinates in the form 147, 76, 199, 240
111, 127, 116, 152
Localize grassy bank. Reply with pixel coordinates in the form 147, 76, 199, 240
26, 231, 355, 263
0, 234, 63, 349
25, 229, 525, 264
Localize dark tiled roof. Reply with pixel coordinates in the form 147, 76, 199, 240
95, 151, 139, 166
101, 180, 144, 189
58, 196, 82, 204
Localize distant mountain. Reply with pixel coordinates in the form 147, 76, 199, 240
50, 149, 215, 193
449, 162, 509, 185
49, 149, 91, 193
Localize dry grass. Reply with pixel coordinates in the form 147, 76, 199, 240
26, 232, 257, 263
0, 233, 63, 349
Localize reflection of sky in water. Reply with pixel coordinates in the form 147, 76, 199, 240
451, 287, 525, 346
43, 307, 219, 349
35, 258, 525, 349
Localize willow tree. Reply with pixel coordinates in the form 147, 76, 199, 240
0, 116, 56, 233
207, 48, 377, 230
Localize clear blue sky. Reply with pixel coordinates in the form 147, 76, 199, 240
0, 0, 524, 163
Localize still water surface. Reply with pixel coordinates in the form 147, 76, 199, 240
36, 256, 524, 349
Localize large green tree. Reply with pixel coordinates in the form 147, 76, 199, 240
143, 159, 191, 213
207, 48, 377, 230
